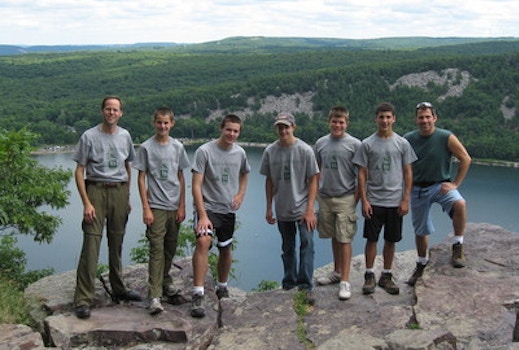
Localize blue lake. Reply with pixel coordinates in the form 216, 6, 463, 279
18, 147, 519, 291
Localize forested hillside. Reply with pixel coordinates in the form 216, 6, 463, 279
0, 37, 518, 161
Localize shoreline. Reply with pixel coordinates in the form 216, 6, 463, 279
31, 143, 519, 168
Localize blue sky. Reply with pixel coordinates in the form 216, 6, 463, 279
2, 0, 518, 45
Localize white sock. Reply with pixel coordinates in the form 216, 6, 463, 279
453, 236, 464, 244
217, 281, 228, 289
417, 257, 428, 265
193, 286, 204, 296
382, 269, 391, 274
366, 268, 375, 273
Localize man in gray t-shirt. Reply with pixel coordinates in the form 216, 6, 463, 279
314, 106, 361, 301
190, 114, 250, 318
353, 102, 416, 296
260, 112, 319, 305
132, 107, 190, 315
73, 96, 140, 319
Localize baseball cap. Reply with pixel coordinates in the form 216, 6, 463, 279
274, 112, 296, 126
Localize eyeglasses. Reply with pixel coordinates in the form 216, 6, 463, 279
416, 102, 434, 109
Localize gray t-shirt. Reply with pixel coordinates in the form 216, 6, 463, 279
314, 133, 361, 197
260, 139, 320, 221
353, 132, 417, 207
132, 136, 190, 211
192, 140, 251, 214
73, 125, 135, 182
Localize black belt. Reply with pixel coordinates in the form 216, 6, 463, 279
414, 180, 449, 188
87, 180, 127, 188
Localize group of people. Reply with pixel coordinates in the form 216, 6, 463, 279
71, 96, 471, 320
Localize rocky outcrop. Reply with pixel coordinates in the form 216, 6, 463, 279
6, 223, 518, 349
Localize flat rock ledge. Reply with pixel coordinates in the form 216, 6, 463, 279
2, 223, 518, 349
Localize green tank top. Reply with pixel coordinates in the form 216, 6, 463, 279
404, 128, 453, 182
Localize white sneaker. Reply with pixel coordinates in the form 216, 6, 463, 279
148, 297, 164, 315
316, 271, 341, 285
339, 281, 351, 300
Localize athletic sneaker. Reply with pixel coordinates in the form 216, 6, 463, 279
407, 262, 427, 286
191, 294, 205, 318
216, 286, 230, 299
316, 271, 341, 285
362, 272, 376, 295
452, 243, 466, 268
338, 281, 351, 300
148, 298, 164, 315
378, 272, 400, 295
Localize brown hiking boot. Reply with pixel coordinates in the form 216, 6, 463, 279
452, 242, 466, 268
407, 262, 427, 286
378, 272, 400, 295
362, 272, 376, 295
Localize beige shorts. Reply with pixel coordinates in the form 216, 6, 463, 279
317, 194, 358, 243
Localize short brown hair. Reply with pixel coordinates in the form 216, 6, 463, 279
375, 102, 395, 116
154, 107, 174, 122
221, 113, 242, 129
328, 105, 349, 121
101, 96, 123, 111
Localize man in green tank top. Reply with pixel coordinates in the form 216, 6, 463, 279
404, 102, 472, 286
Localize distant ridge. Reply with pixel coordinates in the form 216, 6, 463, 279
1, 36, 517, 56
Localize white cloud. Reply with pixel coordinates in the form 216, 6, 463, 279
1, 0, 518, 45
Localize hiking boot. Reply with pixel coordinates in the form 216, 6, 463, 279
163, 284, 180, 297
113, 290, 142, 303
148, 298, 164, 315
190, 294, 205, 318
378, 272, 400, 295
362, 272, 376, 295
316, 271, 341, 285
74, 304, 91, 319
407, 262, 427, 286
216, 286, 230, 300
338, 281, 351, 300
452, 242, 466, 268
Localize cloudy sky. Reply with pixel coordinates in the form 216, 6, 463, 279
2, 0, 518, 46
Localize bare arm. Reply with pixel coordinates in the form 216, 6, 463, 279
192, 171, 212, 232
233, 171, 249, 211
265, 176, 276, 225
75, 164, 95, 224
137, 170, 153, 226
358, 166, 372, 219
176, 170, 186, 223
448, 134, 472, 187
399, 163, 413, 216
125, 161, 132, 212
303, 173, 318, 231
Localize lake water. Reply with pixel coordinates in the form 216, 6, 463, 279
17, 147, 519, 292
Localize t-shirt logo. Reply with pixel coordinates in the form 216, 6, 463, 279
159, 163, 168, 180
221, 167, 229, 184
330, 154, 338, 170
283, 165, 291, 180
108, 150, 118, 168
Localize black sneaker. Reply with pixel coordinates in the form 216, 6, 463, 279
362, 272, 376, 295
191, 294, 205, 318
407, 262, 427, 286
113, 290, 142, 303
378, 272, 400, 295
216, 286, 230, 300
75, 304, 91, 319
452, 242, 466, 268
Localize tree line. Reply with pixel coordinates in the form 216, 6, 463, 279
0, 39, 518, 160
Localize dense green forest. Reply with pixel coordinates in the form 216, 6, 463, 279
0, 37, 518, 161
